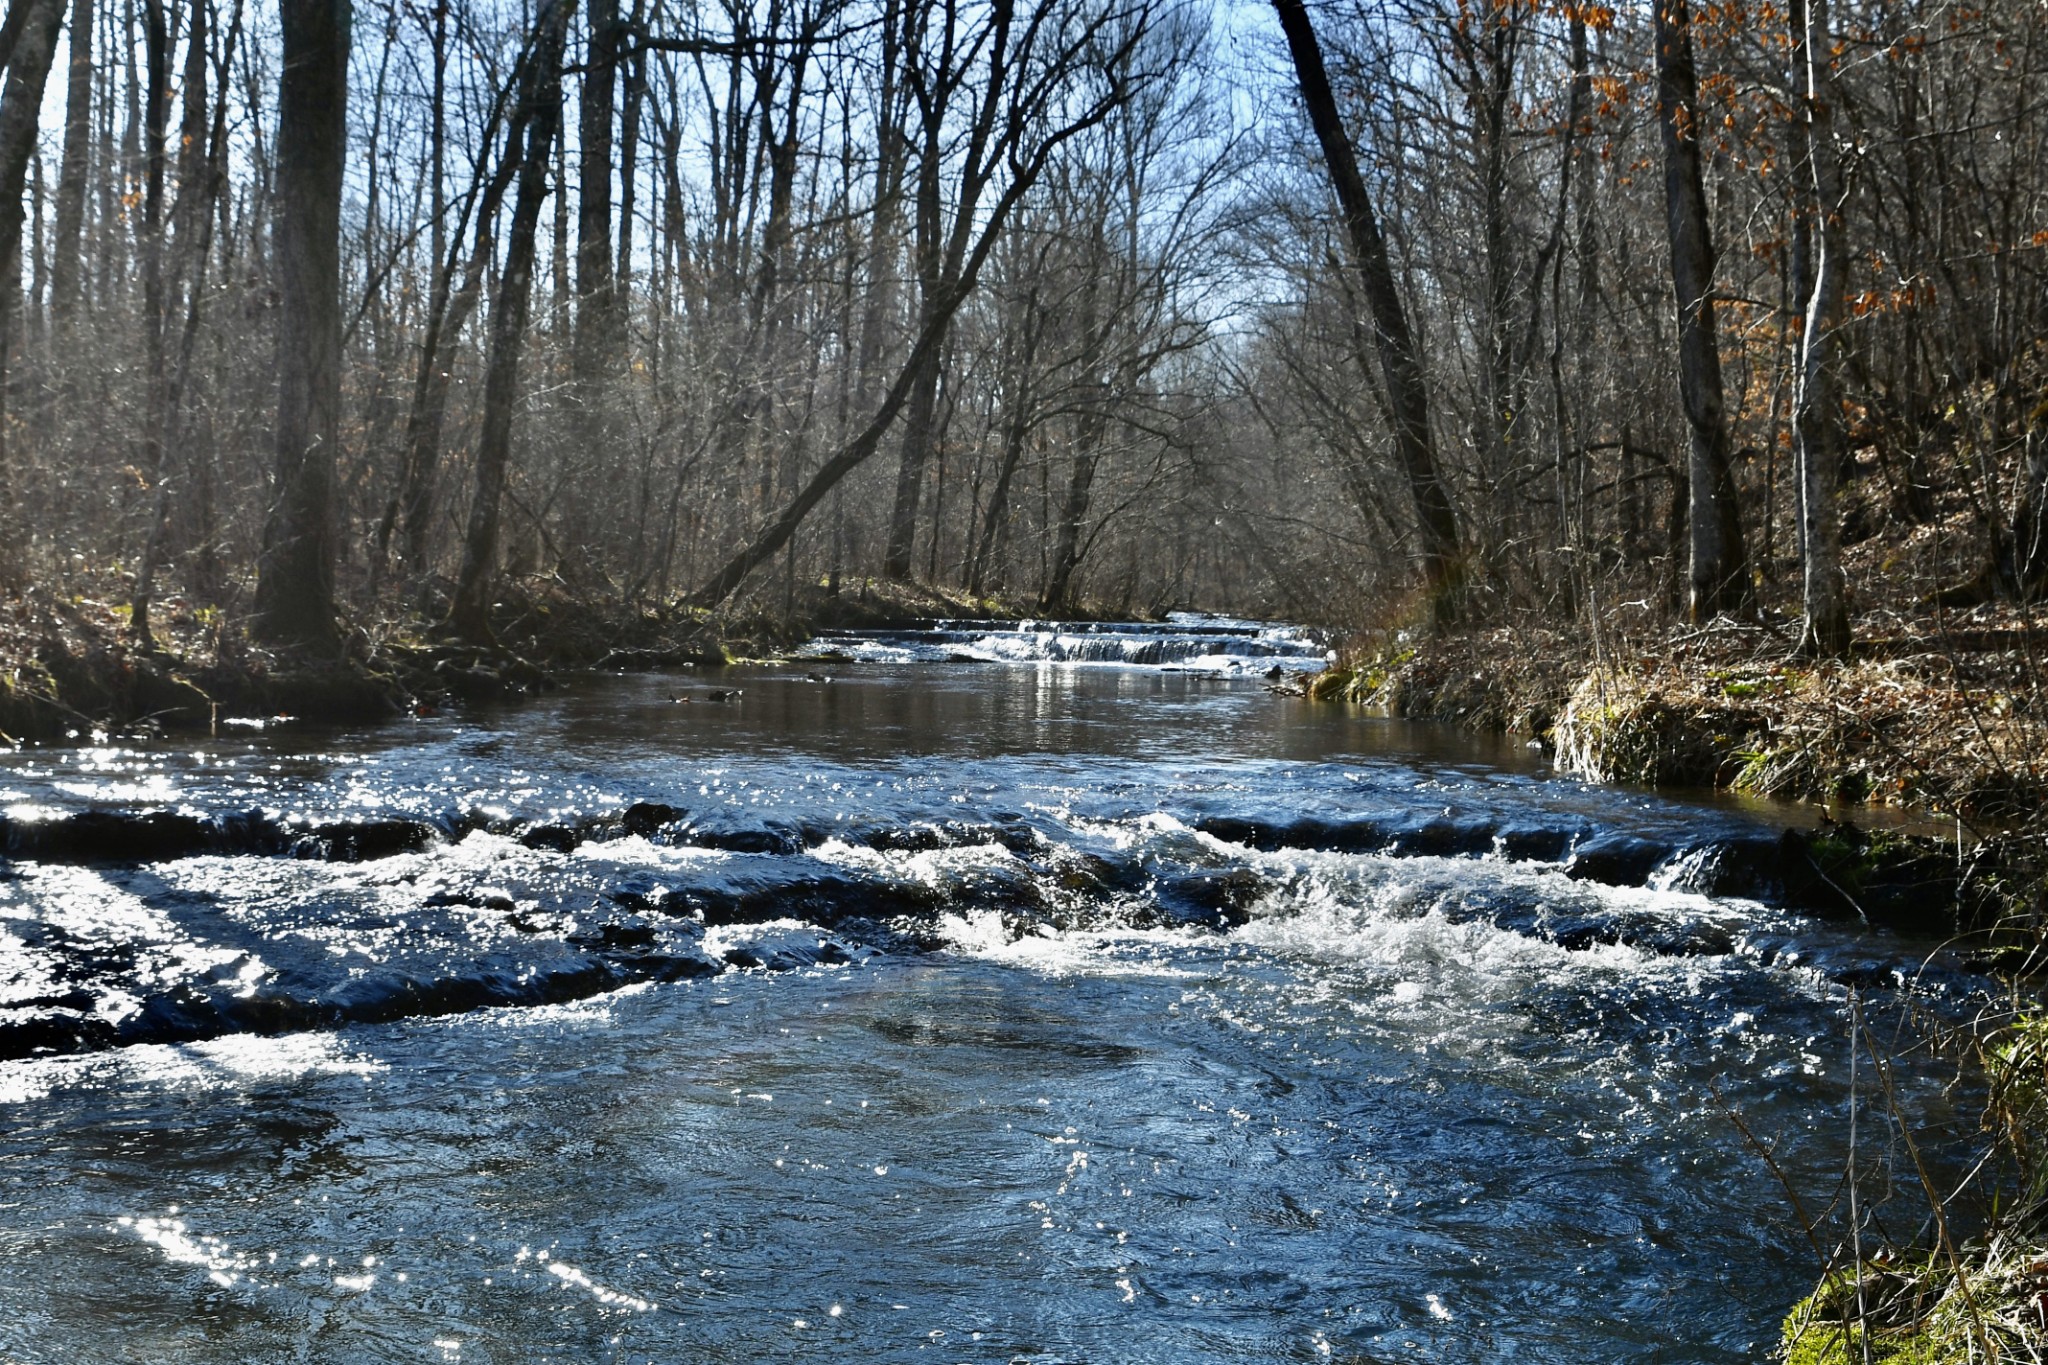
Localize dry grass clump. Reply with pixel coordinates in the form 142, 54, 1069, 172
1334, 624, 1582, 736
1552, 644, 2048, 819
1781, 1239, 2048, 1365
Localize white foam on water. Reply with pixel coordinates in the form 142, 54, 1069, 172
808, 837, 1025, 886
795, 615, 1330, 672
0, 1031, 383, 1104
1054, 810, 1197, 852
572, 833, 735, 871
700, 918, 823, 960
1234, 847, 1750, 980
933, 908, 1206, 979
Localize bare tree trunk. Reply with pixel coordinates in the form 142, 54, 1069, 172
47, 0, 90, 321
0, 0, 67, 568
882, 19, 953, 583
127, 0, 171, 643
133, 0, 217, 645
565, 0, 620, 575
616, 0, 644, 297
447, 0, 573, 644
1653, 0, 1752, 622
1041, 416, 1105, 612
1790, 0, 1849, 656
969, 285, 1039, 596
852, 0, 906, 418
384, 33, 527, 579
0, 0, 41, 72
1270, 0, 1463, 626
884, 326, 944, 578
253, 0, 351, 649
576, 0, 618, 347
1042, 263, 1110, 612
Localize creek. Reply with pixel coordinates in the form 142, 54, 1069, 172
0, 617, 1976, 1363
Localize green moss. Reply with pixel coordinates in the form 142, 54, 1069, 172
1780, 1269, 1953, 1365
1782, 1320, 1942, 1365
1781, 1316, 1950, 1365
1357, 647, 1417, 693
1306, 667, 1354, 702
1803, 824, 1916, 883
1310, 647, 1417, 704
1709, 667, 1790, 702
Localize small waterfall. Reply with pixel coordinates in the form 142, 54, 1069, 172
798, 612, 1332, 671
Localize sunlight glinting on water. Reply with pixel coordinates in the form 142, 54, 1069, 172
0, 642, 1974, 1363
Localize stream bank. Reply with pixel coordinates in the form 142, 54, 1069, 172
1310, 614, 2048, 937
0, 577, 1040, 743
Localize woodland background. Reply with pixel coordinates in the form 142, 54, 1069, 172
0, 0, 2038, 652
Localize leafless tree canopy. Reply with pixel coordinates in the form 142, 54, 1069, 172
0, 0, 2042, 641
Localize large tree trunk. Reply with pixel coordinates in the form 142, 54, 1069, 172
0, 0, 64, 576
1790, 0, 1849, 656
968, 286, 1040, 597
253, 0, 351, 648
883, 326, 945, 579
1041, 268, 1111, 613
1270, 0, 1462, 626
575, 0, 617, 349
1040, 416, 1105, 614
564, 0, 620, 576
132, 0, 215, 646
1652, 0, 1752, 622
882, 74, 951, 582
616, 1, 643, 294
46, 0, 90, 322
128, 0, 170, 642
446, 0, 573, 644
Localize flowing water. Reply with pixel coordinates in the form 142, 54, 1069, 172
0, 618, 1978, 1363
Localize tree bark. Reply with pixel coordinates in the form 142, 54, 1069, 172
968, 285, 1040, 596
447, 0, 573, 644
253, 0, 351, 648
576, 0, 618, 349
1270, 0, 1462, 626
1041, 260, 1112, 613
1790, 0, 1849, 656
0, 0, 67, 563
882, 11, 956, 582
1652, 0, 1752, 622
46, 0, 90, 321
130, 0, 203, 646
565, 0, 620, 571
